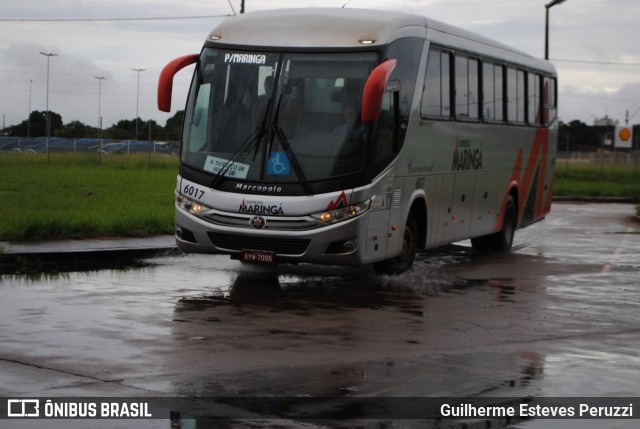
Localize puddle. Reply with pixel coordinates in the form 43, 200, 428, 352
0, 250, 163, 276
2, 203, 639, 428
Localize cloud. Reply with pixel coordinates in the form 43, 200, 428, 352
1, 0, 639, 128
1, 43, 114, 125
0, 14, 218, 128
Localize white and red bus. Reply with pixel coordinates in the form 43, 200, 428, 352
158, 8, 558, 273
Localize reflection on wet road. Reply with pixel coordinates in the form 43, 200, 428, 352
1, 203, 639, 428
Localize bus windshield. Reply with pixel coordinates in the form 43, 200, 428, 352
181, 48, 379, 189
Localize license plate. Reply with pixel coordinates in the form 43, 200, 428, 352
241, 249, 276, 264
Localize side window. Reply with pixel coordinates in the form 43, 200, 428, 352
186, 83, 211, 151
374, 90, 399, 163
482, 62, 504, 122
528, 73, 542, 125
421, 48, 451, 118
455, 55, 479, 120
386, 38, 423, 119
507, 67, 526, 123
543, 76, 557, 125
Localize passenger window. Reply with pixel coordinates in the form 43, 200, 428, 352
421, 48, 451, 118
482, 62, 504, 122
543, 76, 557, 125
507, 67, 526, 124
455, 55, 479, 120
528, 73, 542, 125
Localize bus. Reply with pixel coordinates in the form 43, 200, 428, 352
157, 8, 558, 274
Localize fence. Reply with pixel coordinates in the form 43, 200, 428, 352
558, 150, 640, 168
0, 137, 178, 155
6, 137, 635, 168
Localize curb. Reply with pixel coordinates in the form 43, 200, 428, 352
0, 236, 179, 274
553, 196, 635, 203
1, 247, 181, 275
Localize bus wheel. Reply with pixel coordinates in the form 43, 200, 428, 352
471, 195, 516, 253
374, 213, 417, 274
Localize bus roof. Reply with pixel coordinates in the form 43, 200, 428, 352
208, 8, 554, 73
208, 8, 427, 48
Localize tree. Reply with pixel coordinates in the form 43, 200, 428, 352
3, 109, 193, 144
164, 110, 184, 141
139, 119, 165, 141
6, 111, 62, 138
104, 118, 170, 141
56, 120, 97, 139
104, 119, 136, 140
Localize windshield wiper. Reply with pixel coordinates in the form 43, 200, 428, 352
272, 124, 313, 195
210, 98, 271, 189
264, 94, 313, 195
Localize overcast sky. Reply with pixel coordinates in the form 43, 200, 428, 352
1, 0, 639, 131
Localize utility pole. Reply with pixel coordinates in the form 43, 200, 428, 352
28, 79, 33, 138
544, 0, 567, 60
240, 0, 245, 14
40, 51, 58, 162
95, 76, 106, 159
95, 77, 106, 135
132, 68, 146, 141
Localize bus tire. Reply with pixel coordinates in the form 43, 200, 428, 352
471, 195, 516, 253
373, 213, 417, 274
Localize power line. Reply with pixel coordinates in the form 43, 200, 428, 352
226, 0, 237, 16
0, 14, 231, 22
551, 58, 640, 66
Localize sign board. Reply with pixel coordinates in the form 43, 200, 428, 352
614, 127, 633, 149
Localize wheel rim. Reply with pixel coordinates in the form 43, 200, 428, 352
397, 223, 415, 267
503, 200, 516, 249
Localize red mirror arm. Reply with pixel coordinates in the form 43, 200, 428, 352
157, 54, 199, 112
361, 59, 397, 123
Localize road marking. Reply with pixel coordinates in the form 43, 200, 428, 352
602, 227, 634, 273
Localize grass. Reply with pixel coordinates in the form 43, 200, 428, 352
554, 163, 640, 203
0, 153, 178, 241
0, 153, 638, 242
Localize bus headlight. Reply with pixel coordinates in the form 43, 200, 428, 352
311, 199, 371, 225
176, 194, 211, 215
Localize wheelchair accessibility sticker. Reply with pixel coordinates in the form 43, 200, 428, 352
267, 151, 291, 176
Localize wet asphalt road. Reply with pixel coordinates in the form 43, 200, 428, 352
0, 202, 639, 428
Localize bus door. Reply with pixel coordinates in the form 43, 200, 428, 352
365, 177, 393, 261
365, 85, 401, 261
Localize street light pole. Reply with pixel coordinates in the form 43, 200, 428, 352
132, 68, 146, 141
545, 0, 567, 60
94, 77, 106, 134
40, 51, 57, 162
95, 76, 106, 158
28, 79, 32, 139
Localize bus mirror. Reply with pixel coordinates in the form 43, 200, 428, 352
361, 59, 397, 123
157, 54, 199, 112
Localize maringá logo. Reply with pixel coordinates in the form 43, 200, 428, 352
239, 199, 284, 215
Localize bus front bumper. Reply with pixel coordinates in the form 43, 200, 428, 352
174, 207, 383, 267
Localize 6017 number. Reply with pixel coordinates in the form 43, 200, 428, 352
183, 184, 205, 199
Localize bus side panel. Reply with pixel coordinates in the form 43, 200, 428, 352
422, 174, 455, 248
449, 171, 475, 241
517, 127, 553, 228
365, 206, 391, 263
469, 170, 501, 238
